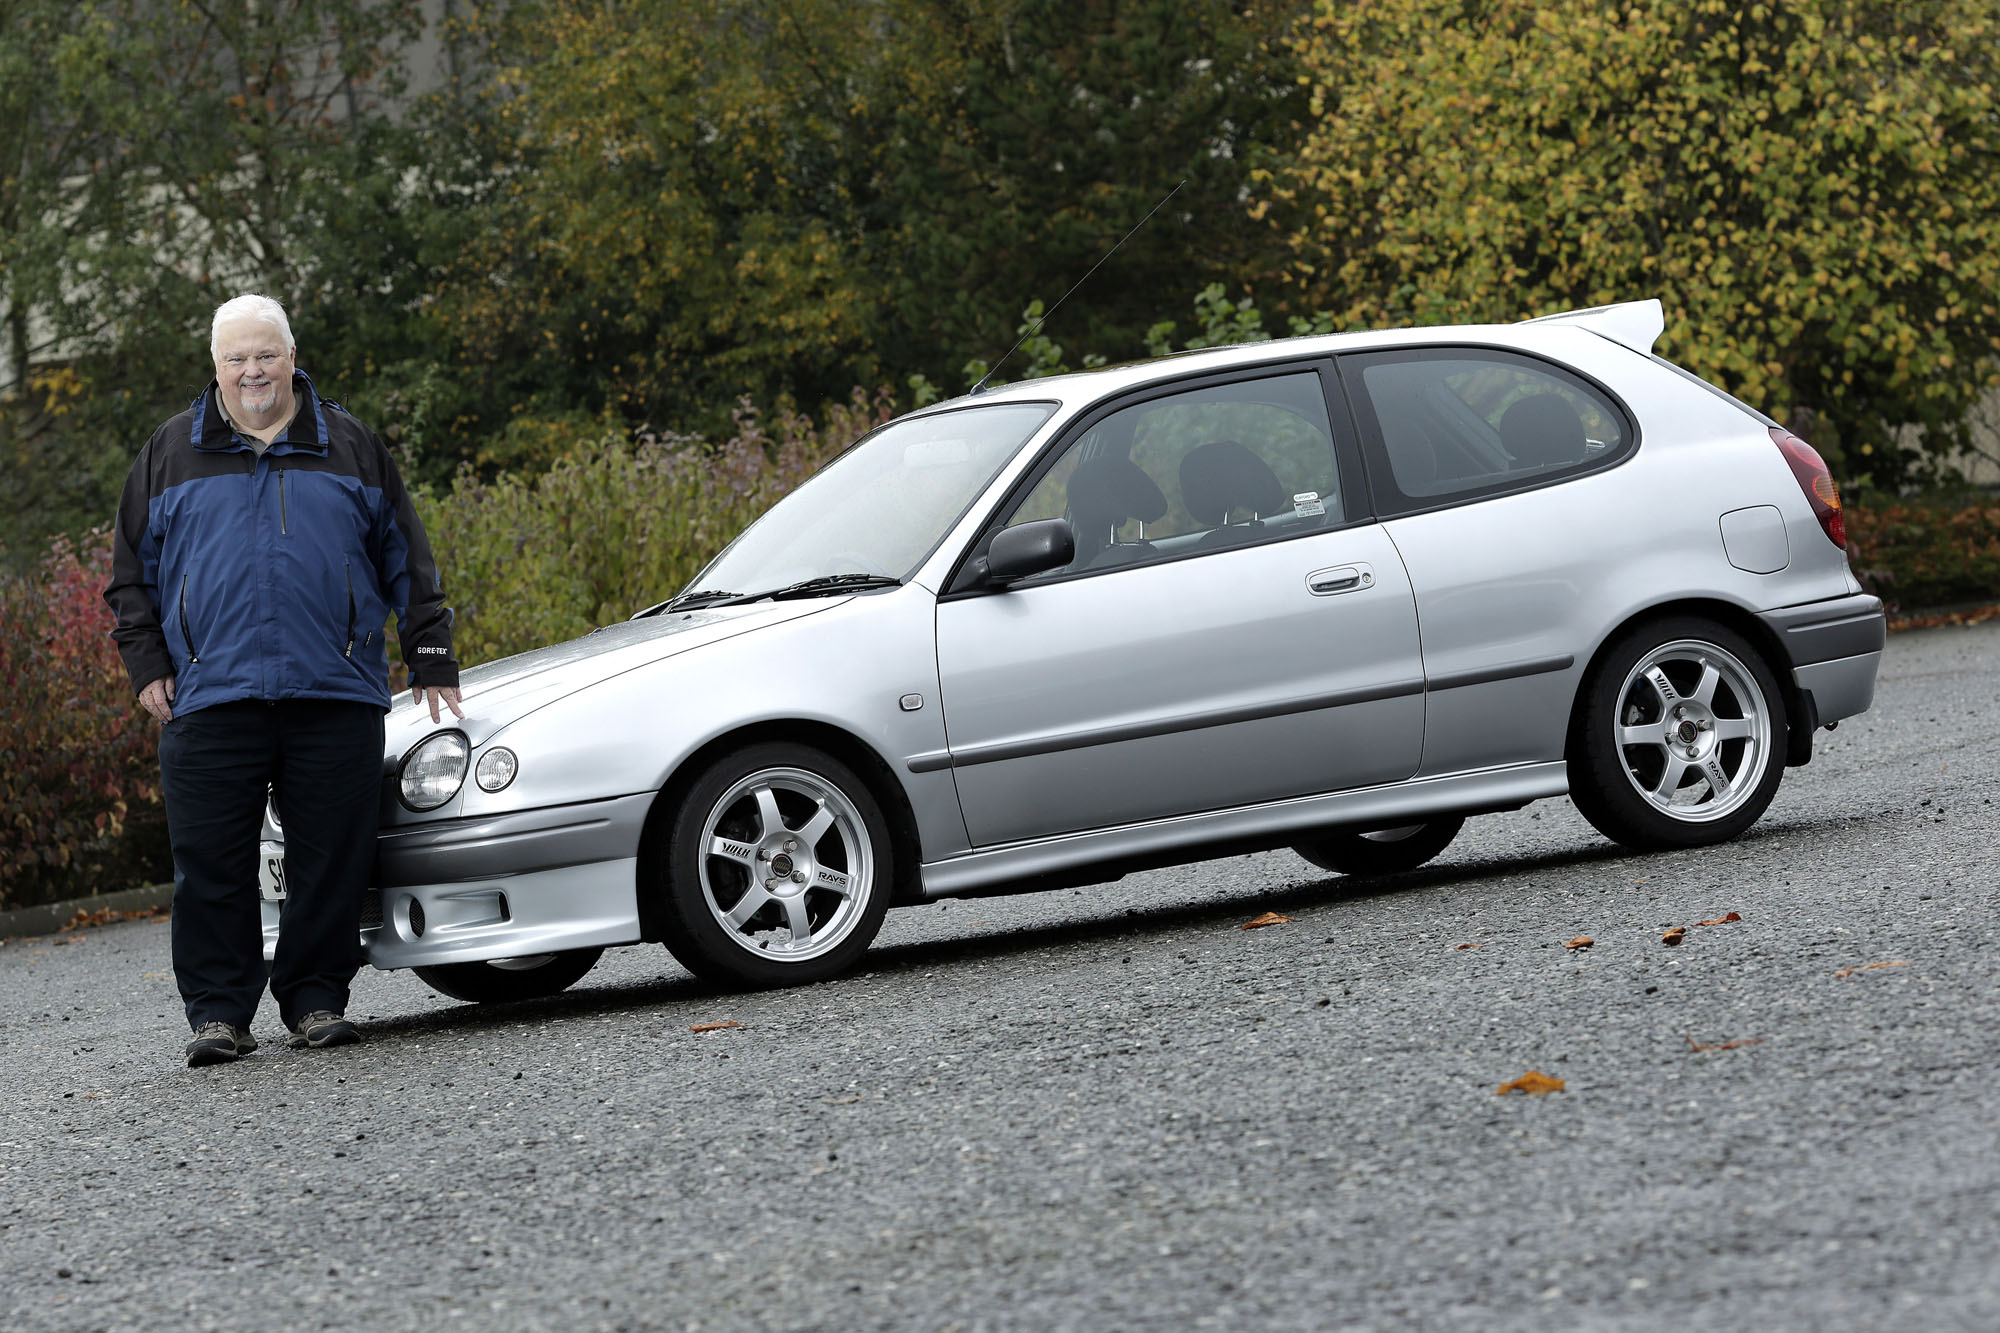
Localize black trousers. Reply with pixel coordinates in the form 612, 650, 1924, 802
159, 699, 385, 1031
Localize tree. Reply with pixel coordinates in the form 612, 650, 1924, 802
1, 0, 434, 560
431, 0, 1311, 455
0, 2, 149, 552
1255, 0, 2000, 485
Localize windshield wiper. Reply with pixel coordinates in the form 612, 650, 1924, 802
655, 588, 742, 613
715, 573, 902, 607
652, 572, 899, 615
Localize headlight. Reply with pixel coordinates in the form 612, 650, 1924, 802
474, 746, 518, 792
399, 731, 469, 811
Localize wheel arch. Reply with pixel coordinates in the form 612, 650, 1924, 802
633, 719, 928, 943
1564, 596, 1802, 763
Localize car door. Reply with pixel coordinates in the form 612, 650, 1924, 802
933, 365, 1426, 848
1336, 344, 1642, 777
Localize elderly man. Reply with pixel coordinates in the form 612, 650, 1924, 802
106, 294, 463, 1067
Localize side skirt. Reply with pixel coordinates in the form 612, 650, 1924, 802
917, 761, 1570, 900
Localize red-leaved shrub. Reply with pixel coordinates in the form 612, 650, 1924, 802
0, 528, 170, 910
1846, 498, 2000, 613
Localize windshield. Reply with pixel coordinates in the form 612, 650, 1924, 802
685, 401, 1056, 596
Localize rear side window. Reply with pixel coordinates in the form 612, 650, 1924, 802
1341, 348, 1634, 514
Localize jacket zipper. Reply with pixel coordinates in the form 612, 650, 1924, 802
278, 469, 288, 534
178, 574, 200, 664
344, 561, 356, 658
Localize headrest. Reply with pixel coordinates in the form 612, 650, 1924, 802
1067, 457, 1167, 531
1178, 440, 1284, 526
1498, 394, 1586, 468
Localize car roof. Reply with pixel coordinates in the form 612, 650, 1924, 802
924, 299, 1666, 415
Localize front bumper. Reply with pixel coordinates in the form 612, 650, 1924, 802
260, 793, 652, 970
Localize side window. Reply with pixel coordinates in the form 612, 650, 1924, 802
1000, 371, 1344, 578
1347, 349, 1630, 510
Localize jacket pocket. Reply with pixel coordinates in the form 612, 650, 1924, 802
178, 574, 200, 664
344, 561, 356, 659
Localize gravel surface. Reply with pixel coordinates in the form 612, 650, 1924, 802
3, 622, 1996, 1331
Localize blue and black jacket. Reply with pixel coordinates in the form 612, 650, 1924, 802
106, 370, 457, 715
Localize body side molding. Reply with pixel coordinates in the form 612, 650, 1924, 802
918, 760, 1569, 898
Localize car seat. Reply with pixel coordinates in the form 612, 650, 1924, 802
1065, 456, 1169, 568
1178, 440, 1285, 548
1497, 394, 1587, 468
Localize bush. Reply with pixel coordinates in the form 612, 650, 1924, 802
418, 388, 896, 667
1847, 497, 2000, 614
0, 530, 170, 911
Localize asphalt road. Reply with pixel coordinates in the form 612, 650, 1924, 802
3, 622, 1996, 1332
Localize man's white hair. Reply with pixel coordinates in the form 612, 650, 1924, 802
209, 294, 294, 358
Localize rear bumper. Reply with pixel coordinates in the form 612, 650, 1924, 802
1756, 592, 1886, 734
1758, 593, 1886, 668
1793, 651, 1880, 727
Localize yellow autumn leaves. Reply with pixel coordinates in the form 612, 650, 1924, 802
1256, 0, 2000, 482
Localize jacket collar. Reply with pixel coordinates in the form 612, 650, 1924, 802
188, 369, 331, 455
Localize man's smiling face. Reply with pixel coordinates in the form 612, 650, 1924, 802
213, 317, 296, 430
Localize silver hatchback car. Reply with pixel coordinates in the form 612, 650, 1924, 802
259, 299, 1883, 1001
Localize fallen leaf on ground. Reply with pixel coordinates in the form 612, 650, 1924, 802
1834, 960, 1908, 979
1661, 927, 1687, 946
59, 905, 167, 933
1564, 936, 1594, 950
689, 1020, 744, 1033
1454, 942, 1481, 951
1686, 1036, 1766, 1052
1240, 912, 1292, 930
1496, 1071, 1565, 1096
1888, 601, 2000, 633
1694, 912, 1742, 926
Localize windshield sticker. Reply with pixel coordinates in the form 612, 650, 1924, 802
1292, 491, 1326, 518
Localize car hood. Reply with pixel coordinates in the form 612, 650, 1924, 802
385, 601, 841, 752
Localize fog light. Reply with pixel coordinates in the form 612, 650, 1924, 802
475, 746, 518, 792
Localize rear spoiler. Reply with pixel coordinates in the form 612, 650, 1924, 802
1520, 298, 1664, 356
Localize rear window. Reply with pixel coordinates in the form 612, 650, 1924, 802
1341, 347, 1635, 513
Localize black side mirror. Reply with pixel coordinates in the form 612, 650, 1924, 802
984, 518, 1075, 586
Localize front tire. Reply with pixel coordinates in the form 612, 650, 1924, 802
412, 948, 604, 1004
1292, 817, 1464, 876
658, 742, 893, 989
1568, 616, 1788, 850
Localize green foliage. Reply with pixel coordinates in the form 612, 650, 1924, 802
1146, 284, 1293, 357
429, 0, 1310, 452
0, 530, 169, 909
419, 389, 895, 666
1258, 0, 2000, 486
1, 0, 438, 564
1847, 496, 2000, 613
956, 300, 1108, 391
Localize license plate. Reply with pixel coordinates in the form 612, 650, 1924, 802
258, 841, 287, 901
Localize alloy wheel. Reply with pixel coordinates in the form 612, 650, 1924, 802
696, 766, 874, 962
1612, 639, 1772, 823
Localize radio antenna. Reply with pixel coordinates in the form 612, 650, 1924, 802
969, 179, 1185, 395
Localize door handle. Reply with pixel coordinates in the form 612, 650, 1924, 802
1307, 564, 1373, 596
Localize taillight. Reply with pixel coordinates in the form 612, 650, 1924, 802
1770, 426, 1845, 549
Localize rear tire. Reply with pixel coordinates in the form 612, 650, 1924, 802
413, 948, 604, 1004
1567, 615, 1787, 850
1292, 817, 1464, 876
